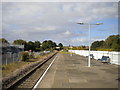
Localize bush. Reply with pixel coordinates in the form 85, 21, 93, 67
20, 51, 29, 61
29, 52, 35, 59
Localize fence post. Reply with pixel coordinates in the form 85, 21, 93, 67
18, 52, 21, 62
18, 53, 19, 61
6, 53, 7, 65
13, 53, 14, 63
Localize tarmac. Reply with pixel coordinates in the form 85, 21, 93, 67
36, 53, 119, 88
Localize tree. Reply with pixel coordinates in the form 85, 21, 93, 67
47, 40, 57, 49
13, 39, 26, 45
42, 40, 57, 50
0, 38, 9, 44
34, 41, 41, 51
91, 40, 104, 50
42, 40, 49, 50
58, 43, 63, 49
91, 35, 120, 51
34, 41, 41, 48
104, 35, 120, 50
27, 41, 35, 51
53, 42, 57, 48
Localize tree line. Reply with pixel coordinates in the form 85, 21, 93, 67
0, 38, 63, 51
63, 35, 120, 51
91, 35, 120, 51
70, 46, 88, 50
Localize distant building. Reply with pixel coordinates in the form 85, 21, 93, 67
56, 47, 60, 51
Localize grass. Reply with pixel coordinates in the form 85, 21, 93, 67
2, 52, 54, 78
2, 61, 32, 77
36, 52, 54, 59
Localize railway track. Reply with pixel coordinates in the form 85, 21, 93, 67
3, 52, 58, 90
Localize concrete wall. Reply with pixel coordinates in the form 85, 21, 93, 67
69, 50, 120, 65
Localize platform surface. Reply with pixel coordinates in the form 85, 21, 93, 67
36, 53, 119, 88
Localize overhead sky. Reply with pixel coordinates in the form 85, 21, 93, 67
2, 2, 118, 46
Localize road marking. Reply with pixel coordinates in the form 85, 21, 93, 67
32, 54, 58, 90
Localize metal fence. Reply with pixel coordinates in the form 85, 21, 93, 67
0, 42, 52, 65
1, 50, 51, 65
2, 52, 21, 65
1, 44, 24, 65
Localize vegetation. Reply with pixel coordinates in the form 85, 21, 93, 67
2, 61, 30, 77
72, 46, 88, 50
2, 52, 55, 77
1, 38, 63, 51
13, 39, 26, 45
91, 35, 120, 51
63, 35, 119, 51
19, 51, 37, 61
42, 40, 57, 51
0, 38, 9, 44
91, 41, 104, 50
34, 41, 41, 51
58, 43, 63, 49
20, 51, 29, 61
63, 45, 88, 50
12, 39, 63, 51
25, 41, 35, 51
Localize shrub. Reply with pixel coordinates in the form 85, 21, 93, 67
29, 52, 35, 59
20, 51, 29, 61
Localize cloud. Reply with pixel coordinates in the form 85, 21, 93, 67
2, 2, 118, 45
2, 0, 119, 3
34, 26, 56, 32
63, 30, 71, 35
71, 38, 88, 43
71, 38, 104, 46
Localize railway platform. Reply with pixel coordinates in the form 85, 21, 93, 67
35, 53, 119, 89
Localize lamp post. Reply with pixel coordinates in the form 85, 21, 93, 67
77, 22, 103, 67
70, 45, 73, 56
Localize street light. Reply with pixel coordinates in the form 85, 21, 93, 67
77, 22, 103, 67
70, 45, 73, 56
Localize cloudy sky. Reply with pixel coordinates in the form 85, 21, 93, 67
2, 2, 118, 46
